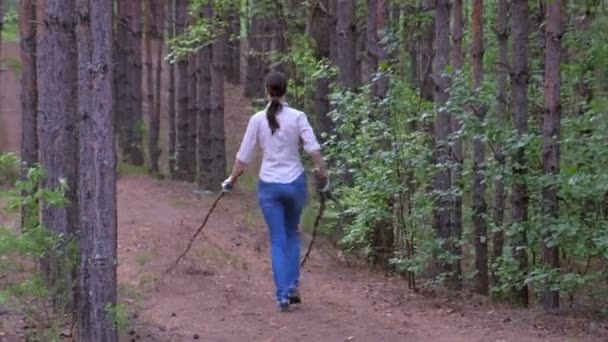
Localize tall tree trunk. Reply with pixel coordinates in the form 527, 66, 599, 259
367, 0, 378, 94
127, 0, 144, 166
308, 0, 334, 135
19, 0, 39, 229
210, 15, 227, 189
226, 4, 241, 84
419, 0, 434, 102
510, 0, 530, 307
493, 0, 508, 286
541, 0, 562, 310
76, 0, 118, 339
115, 0, 128, 162
174, 0, 190, 180
433, 0, 458, 290
450, 0, 464, 292
376, 0, 389, 96
187, 53, 197, 180
244, 1, 264, 98
197, 3, 213, 190
38, 0, 79, 310
336, 0, 358, 89
167, 0, 176, 175
150, 0, 165, 175
144, 0, 155, 170
472, 0, 489, 295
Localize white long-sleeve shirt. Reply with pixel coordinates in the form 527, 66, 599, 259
236, 103, 321, 184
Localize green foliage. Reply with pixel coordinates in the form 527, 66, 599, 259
105, 303, 131, 331
0, 156, 79, 339
0, 153, 19, 186
1, 9, 19, 42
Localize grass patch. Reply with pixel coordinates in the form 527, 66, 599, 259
117, 161, 148, 177
135, 245, 159, 268
2, 10, 19, 42
194, 244, 248, 270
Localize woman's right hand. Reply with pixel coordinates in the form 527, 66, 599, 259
314, 169, 330, 193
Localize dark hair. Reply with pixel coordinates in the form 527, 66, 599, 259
265, 71, 288, 135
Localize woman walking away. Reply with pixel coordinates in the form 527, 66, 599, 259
222, 71, 329, 312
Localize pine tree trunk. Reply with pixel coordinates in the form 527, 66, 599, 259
510, 0, 530, 307
167, 0, 176, 175
19, 0, 39, 228
226, 6, 241, 84
210, 15, 227, 190
115, 0, 130, 163
37, 0, 79, 308
472, 0, 489, 295
244, 1, 264, 98
174, 0, 190, 180
450, 0, 464, 291
0, 0, 3, 87
367, 0, 378, 95
375, 0, 389, 96
197, 3, 213, 190
144, 0, 155, 170
433, 0, 458, 290
150, 0, 164, 175
76, 0, 118, 339
187, 53, 197, 180
127, 0, 144, 166
336, 0, 358, 89
492, 0, 508, 285
309, 0, 334, 134
541, 0, 562, 310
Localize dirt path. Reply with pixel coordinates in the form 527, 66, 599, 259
116, 174, 606, 342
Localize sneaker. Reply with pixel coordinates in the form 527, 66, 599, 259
278, 301, 291, 312
288, 289, 301, 304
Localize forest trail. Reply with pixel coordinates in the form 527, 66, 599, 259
1, 41, 605, 341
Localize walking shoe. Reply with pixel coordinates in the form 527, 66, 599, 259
288, 289, 301, 304
278, 301, 291, 312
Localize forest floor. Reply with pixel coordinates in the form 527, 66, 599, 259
2, 40, 608, 341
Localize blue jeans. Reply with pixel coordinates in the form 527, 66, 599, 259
258, 172, 307, 304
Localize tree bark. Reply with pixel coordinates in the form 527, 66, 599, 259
492, 0, 508, 286
450, 0, 464, 292
167, 0, 176, 175
115, 0, 143, 166
471, 0, 489, 295
37, 0, 79, 308
76, 0, 118, 339
210, 23, 228, 189
510, 0, 530, 307
197, 5, 213, 190
308, 0, 334, 135
368, 0, 378, 94
336, 0, 358, 89
19, 0, 39, 228
174, 0, 190, 180
210, 13, 227, 190
226, 3, 241, 84
115, 0, 129, 162
541, 0, 562, 310
244, 1, 264, 98
150, 0, 164, 175
433, 0, 459, 290
144, 0, 155, 171
187, 53, 197, 180
127, 0, 144, 166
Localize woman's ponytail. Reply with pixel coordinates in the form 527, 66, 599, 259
264, 72, 288, 135
267, 97, 282, 134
